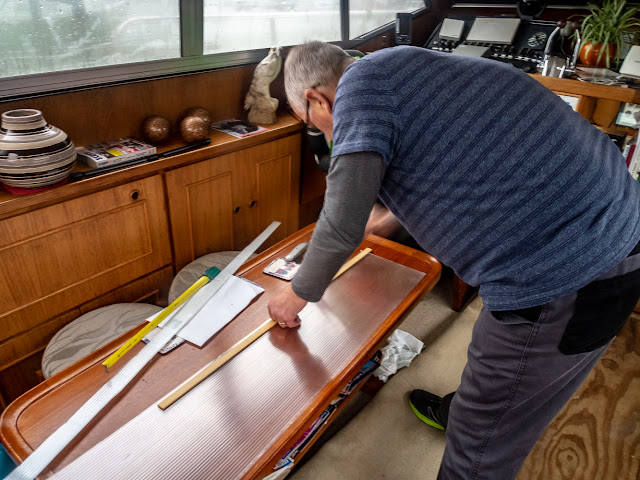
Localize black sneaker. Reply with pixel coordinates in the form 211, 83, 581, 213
409, 389, 446, 431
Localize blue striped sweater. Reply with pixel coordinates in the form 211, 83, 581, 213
332, 46, 640, 310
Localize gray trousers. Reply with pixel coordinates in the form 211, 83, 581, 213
438, 246, 640, 480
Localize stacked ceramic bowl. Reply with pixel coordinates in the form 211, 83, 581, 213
0, 109, 76, 189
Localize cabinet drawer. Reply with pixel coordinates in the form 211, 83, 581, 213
0, 175, 172, 343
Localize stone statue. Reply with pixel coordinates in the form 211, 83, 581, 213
244, 47, 282, 125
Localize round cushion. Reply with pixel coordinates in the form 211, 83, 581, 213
42, 303, 162, 379
168, 251, 256, 303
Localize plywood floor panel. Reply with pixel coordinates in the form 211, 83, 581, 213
518, 316, 640, 480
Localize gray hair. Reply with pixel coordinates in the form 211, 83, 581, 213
284, 41, 356, 114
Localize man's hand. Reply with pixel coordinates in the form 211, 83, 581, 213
268, 284, 308, 328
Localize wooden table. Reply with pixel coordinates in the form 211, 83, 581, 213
0, 225, 441, 480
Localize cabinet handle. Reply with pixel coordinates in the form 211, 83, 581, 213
234, 206, 241, 214
130, 190, 140, 200
249, 200, 257, 208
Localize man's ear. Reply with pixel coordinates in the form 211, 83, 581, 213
305, 88, 333, 116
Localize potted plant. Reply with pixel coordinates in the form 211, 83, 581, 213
575, 0, 640, 68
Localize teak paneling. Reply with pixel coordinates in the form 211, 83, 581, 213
0, 113, 302, 221
0, 175, 172, 406
236, 135, 300, 250
0, 353, 45, 408
0, 67, 263, 149
165, 150, 240, 269
0, 176, 172, 342
78, 267, 174, 313
0, 310, 80, 371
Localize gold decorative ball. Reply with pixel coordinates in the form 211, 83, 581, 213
141, 115, 171, 144
183, 106, 211, 126
180, 116, 209, 143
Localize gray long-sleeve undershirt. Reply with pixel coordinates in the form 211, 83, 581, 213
291, 151, 386, 302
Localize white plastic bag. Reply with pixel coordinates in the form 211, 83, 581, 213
373, 329, 424, 383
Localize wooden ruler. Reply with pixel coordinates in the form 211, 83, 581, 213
157, 247, 373, 410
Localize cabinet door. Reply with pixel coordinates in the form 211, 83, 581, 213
165, 150, 237, 270
166, 134, 301, 271
233, 135, 301, 250
0, 176, 172, 343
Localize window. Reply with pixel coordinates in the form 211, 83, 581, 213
349, 0, 426, 39
1, 0, 181, 78
203, 1, 342, 53
0, 0, 427, 100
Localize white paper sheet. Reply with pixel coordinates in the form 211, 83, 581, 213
149, 276, 264, 347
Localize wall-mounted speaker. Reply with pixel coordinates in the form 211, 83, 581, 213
395, 13, 413, 45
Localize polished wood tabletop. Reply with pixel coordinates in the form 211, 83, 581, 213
0, 225, 441, 480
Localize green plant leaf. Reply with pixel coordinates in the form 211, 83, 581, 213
578, 0, 640, 66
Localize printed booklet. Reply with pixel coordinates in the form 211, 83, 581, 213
211, 119, 267, 138
77, 137, 157, 168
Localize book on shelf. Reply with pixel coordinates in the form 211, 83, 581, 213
76, 137, 157, 168
628, 143, 640, 180
210, 119, 268, 138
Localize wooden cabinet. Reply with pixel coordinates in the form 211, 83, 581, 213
166, 135, 301, 271
554, 92, 596, 120
0, 175, 172, 406
0, 115, 302, 408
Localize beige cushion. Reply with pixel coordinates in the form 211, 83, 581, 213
42, 303, 162, 379
168, 251, 256, 303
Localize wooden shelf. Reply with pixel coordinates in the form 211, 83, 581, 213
0, 111, 303, 220
594, 124, 634, 137
530, 74, 640, 104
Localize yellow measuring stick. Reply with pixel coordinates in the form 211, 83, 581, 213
157, 247, 372, 410
102, 266, 221, 369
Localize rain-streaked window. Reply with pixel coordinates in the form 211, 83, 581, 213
203, 0, 426, 54
350, 1, 426, 39
1, 0, 180, 78
0, 0, 427, 95
204, 0, 341, 53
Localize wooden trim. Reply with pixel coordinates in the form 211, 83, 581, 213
0, 310, 80, 372
531, 74, 640, 104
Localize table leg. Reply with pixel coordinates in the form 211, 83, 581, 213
452, 274, 477, 312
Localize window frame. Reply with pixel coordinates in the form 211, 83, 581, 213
0, 0, 429, 102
